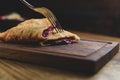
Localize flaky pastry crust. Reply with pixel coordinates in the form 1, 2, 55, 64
0, 18, 80, 45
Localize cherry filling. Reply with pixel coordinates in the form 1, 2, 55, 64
0, 16, 5, 20
44, 36, 76, 45
42, 26, 54, 37
55, 37, 76, 44
42, 26, 77, 45
42, 20, 61, 38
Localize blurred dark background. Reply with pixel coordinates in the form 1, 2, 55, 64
0, 0, 120, 37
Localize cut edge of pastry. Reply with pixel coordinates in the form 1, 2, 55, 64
40, 30, 80, 46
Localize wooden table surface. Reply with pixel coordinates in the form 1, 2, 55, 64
0, 31, 120, 80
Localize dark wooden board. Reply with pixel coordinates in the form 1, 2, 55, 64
0, 39, 119, 74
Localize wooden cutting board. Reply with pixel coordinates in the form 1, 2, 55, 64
0, 39, 119, 75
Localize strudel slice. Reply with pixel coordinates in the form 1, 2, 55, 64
0, 18, 80, 46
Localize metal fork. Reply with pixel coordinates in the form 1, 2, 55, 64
19, 0, 64, 32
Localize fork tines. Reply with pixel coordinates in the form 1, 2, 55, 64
19, 0, 64, 33
41, 7, 64, 32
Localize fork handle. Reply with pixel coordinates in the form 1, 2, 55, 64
19, 0, 34, 9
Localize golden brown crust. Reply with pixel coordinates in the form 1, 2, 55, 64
0, 18, 51, 42
0, 18, 80, 45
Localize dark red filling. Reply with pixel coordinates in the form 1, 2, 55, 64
42, 26, 54, 37
42, 26, 77, 45
55, 37, 76, 44
0, 16, 4, 20
44, 36, 76, 45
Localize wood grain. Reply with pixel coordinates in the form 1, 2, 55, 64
0, 31, 119, 80
0, 39, 119, 74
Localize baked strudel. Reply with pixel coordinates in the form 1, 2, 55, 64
0, 18, 80, 46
